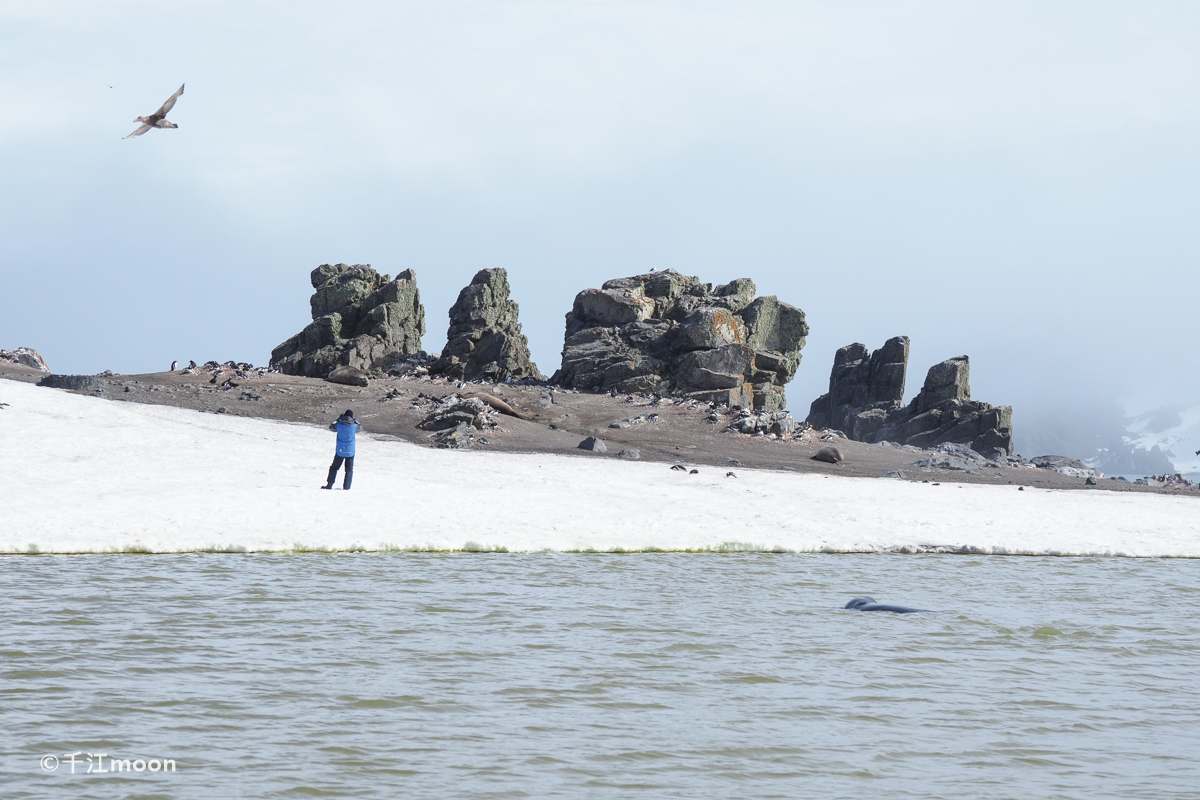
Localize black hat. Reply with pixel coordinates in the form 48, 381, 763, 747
343, 409, 354, 417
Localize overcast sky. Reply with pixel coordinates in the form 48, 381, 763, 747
2, 1, 1198, 439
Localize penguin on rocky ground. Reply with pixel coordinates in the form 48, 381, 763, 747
188, 360, 197, 369
170, 360, 177, 371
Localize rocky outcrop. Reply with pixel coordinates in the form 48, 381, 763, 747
806, 336, 909, 437
807, 338, 1013, 455
418, 396, 498, 432
1, 347, 50, 372
552, 270, 808, 410
434, 268, 543, 382
271, 264, 425, 377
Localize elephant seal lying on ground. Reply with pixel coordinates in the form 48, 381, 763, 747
327, 366, 369, 387
460, 391, 530, 420
844, 596, 931, 614
812, 445, 844, 464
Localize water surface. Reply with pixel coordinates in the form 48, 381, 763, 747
3, 553, 1198, 798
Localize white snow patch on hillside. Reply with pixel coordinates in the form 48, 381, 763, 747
2, 379, 1197, 556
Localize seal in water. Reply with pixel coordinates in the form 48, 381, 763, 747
844, 596, 930, 614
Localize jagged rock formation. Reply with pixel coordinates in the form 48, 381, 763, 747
552, 270, 808, 410
807, 336, 910, 437
807, 337, 1013, 454
1, 347, 50, 372
271, 264, 425, 377
434, 268, 542, 382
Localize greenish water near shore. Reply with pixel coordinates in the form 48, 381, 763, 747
3, 553, 1198, 798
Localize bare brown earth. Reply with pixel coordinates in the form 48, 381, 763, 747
2, 360, 1196, 497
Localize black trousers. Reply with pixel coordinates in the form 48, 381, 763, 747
326, 455, 354, 489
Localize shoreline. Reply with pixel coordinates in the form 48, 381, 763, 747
3, 361, 1194, 497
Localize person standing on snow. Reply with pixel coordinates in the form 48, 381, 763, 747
323, 409, 362, 490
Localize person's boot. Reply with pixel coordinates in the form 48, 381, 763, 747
323, 464, 337, 490
343, 469, 353, 491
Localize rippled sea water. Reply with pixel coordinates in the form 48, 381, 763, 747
3, 553, 1199, 799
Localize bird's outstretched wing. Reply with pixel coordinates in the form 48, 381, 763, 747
154, 84, 185, 117
125, 123, 152, 138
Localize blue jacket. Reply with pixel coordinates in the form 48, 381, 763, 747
329, 414, 362, 457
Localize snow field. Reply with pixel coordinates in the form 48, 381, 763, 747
1, 379, 1197, 556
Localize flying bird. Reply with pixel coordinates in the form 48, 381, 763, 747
125, 84, 185, 139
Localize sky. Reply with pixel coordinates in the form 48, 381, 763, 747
2, 0, 1198, 455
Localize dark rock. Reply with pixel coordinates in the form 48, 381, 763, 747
806, 339, 1013, 456
806, 336, 909, 432
729, 409, 795, 436
271, 264, 425, 377
418, 397, 497, 432
1134, 473, 1196, 489
1031, 454, 1103, 479
552, 269, 807, 410
1, 347, 50, 372
618, 448, 641, 460
433, 422, 478, 449
327, 366, 369, 387
812, 445, 844, 464
578, 436, 608, 453
434, 268, 543, 382
1086, 475, 1098, 485
37, 374, 100, 391
1031, 455, 1087, 470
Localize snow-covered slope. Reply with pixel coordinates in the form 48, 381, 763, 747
1, 379, 1197, 556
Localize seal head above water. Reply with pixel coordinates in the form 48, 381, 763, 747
844, 596, 930, 614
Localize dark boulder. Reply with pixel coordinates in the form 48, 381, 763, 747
37, 374, 100, 391
271, 264, 425, 377
553, 270, 808, 410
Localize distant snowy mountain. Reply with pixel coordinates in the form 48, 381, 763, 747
1120, 403, 1200, 478
1014, 399, 1198, 479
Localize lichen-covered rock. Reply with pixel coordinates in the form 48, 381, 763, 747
1, 347, 50, 372
270, 264, 425, 377
806, 338, 1013, 455
553, 269, 808, 410
434, 268, 543, 382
